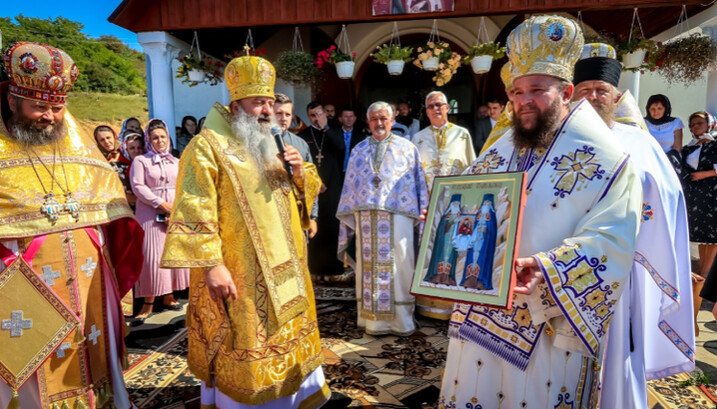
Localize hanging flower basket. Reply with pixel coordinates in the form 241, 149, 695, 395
371, 41, 413, 75
335, 61, 355, 79
622, 49, 646, 69
187, 69, 206, 82
315, 25, 356, 80
175, 31, 224, 87
470, 55, 494, 74
614, 9, 663, 72
412, 21, 462, 86
462, 41, 506, 74
387, 60, 405, 75
464, 19, 506, 75
422, 56, 440, 71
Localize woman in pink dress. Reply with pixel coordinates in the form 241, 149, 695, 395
130, 119, 190, 321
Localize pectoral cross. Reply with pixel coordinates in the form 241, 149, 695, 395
41, 265, 61, 286
315, 151, 324, 166
1, 311, 32, 337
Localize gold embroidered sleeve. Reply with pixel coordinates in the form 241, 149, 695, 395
161, 136, 223, 268
295, 162, 321, 229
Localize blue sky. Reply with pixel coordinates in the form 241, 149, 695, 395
2, 1, 140, 49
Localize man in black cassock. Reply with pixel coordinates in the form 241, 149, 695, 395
297, 102, 346, 280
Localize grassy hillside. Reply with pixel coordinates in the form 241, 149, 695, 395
68, 92, 149, 136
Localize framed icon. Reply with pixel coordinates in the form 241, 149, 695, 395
411, 172, 526, 309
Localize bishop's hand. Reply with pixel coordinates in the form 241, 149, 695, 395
513, 256, 544, 295
281, 145, 304, 179
205, 265, 238, 301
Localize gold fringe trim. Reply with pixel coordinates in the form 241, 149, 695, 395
74, 397, 87, 409
6, 389, 19, 409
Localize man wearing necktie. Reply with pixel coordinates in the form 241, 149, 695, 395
412, 90, 476, 320
338, 107, 367, 173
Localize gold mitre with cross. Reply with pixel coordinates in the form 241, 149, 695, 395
505, 15, 584, 83
224, 55, 276, 102
3, 42, 78, 105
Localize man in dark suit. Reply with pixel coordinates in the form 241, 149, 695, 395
338, 107, 368, 172
297, 102, 346, 279
472, 98, 505, 155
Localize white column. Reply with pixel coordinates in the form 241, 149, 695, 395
619, 70, 641, 104
703, 26, 717, 115
138, 32, 181, 145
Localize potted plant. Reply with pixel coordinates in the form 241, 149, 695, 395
315, 45, 356, 79
371, 44, 414, 75
463, 41, 506, 74
614, 34, 662, 71
175, 53, 224, 87
659, 33, 717, 85
413, 41, 462, 86
274, 49, 319, 85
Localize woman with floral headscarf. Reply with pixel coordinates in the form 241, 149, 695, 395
681, 112, 717, 280
94, 125, 135, 203
130, 118, 189, 323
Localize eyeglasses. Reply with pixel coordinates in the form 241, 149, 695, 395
427, 102, 447, 110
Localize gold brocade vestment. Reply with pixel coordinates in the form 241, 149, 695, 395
161, 104, 325, 405
0, 107, 138, 409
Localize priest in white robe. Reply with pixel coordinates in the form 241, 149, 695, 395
572, 43, 695, 409
413, 91, 476, 319
337, 101, 429, 336
438, 16, 643, 409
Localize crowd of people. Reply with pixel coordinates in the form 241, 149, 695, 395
0, 13, 708, 409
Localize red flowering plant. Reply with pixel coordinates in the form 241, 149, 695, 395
175, 52, 225, 86
314, 45, 355, 68
225, 46, 268, 59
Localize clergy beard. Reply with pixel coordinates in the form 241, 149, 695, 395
8, 114, 66, 147
231, 110, 284, 180
589, 99, 617, 126
512, 97, 563, 149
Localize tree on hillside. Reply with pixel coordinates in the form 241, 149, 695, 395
0, 15, 146, 95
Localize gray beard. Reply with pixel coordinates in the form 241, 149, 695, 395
591, 100, 617, 127
230, 110, 284, 180
8, 115, 66, 147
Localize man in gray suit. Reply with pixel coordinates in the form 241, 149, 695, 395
274, 93, 318, 238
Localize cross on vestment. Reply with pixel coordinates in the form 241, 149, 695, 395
1, 311, 32, 337
88, 324, 101, 345
81, 257, 97, 277
41, 265, 61, 286
56, 342, 72, 358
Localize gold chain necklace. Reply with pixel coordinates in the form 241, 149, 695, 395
25, 143, 81, 223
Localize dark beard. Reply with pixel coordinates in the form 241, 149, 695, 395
512, 97, 563, 149
8, 114, 66, 146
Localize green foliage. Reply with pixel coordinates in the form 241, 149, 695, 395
0, 15, 145, 95
175, 53, 224, 87
274, 50, 319, 85
371, 44, 414, 64
660, 34, 717, 85
613, 29, 663, 73
68, 91, 148, 124
463, 42, 506, 64
677, 373, 710, 387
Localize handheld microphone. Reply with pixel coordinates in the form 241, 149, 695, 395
271, 127, 293, 177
